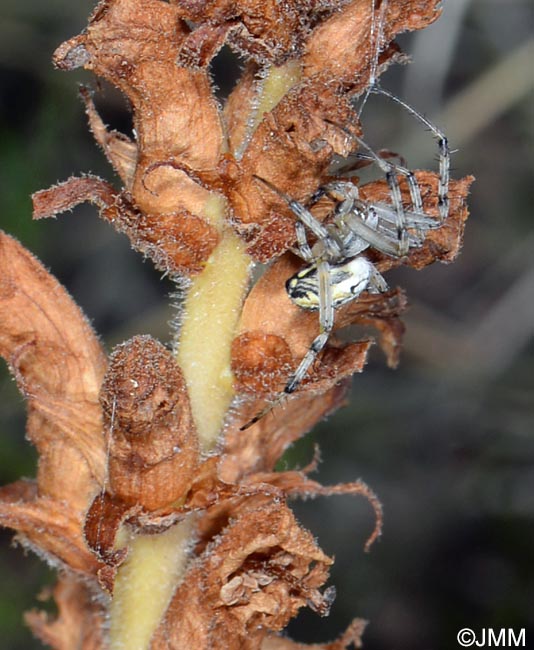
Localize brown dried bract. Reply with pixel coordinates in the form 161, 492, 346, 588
33, 176, 220, 275
43, 0, 447, 268
0, 231, 106, 512
0, 480, 102, 577
25, 576, 105, 650
224, 0, 443, 259
362, 173, 474, 272
263, 618, 367, 649
221, 382, 350, 482
100, 335, 199, 510
51, 0, 224, 274
170, 0, 348, 66
151, 498, 334, 650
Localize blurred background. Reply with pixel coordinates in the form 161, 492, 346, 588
0, 0, 533, 648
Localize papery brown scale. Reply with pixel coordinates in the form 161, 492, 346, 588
248, 471, 383, 552
220, 382, 351, 482
335, 288, 408, 368
227, 86, 362, 259
53, 0, 225, 271
33, 176, 220, 275
84, 490, 134, 560
151, 498, 333, 650
80, 86, 137, 189
0, 231, 107, 511
170, 0, 347, 66
232, 332, 296, 394
113, 197, 221, 276
223, 0, 445, 259
0, 481, 103, 577
303, 0, 441, 88
263, 618, 367, 649
100, 335, 199, 510
32, 176, 119, 222
25, 575, 106, 650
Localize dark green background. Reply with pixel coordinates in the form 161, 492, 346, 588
1, 1, 533, 648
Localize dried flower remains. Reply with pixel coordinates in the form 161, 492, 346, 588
1, 0, 472, 648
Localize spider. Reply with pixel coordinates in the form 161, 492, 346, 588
240, 86, 451, 430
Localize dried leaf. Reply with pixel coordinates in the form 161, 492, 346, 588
151, 498, 334, 650
33, 176, 220, 276
226, 86, 361, 260
224, 0, 443, 259
80, 86, 137, 189
32, 175, 118, 221
303, 0, 441, 87
220, 382, 351, 482
336, 288, 408, 368
171, 0, 346, 66
263, 619, 367, 649
0, 481, 102, 577
247, 472, 383, 553
25, 575, 105, 650
0, 231, 106, 510
54, 0, 223, 224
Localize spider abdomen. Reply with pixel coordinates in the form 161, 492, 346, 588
286, 257, 375, 311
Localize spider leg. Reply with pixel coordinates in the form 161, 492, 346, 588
295, 221, 314, 262
254, 175, 343, 258
314, 180, 407, 258
350, 134, 409, 256
344, 209, 403, 257
239, 260, 336, 431
285, 260, 334, 394
314, 179, 429, 258
367, 264, 389, 294
315, 181, 377, 258
370, 84, 450, 223
353, 153, 424, 214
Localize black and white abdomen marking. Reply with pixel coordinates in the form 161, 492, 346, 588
286, 257, 377, 311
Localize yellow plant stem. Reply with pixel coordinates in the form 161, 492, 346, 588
109, 62, 301, 650
108, 200, 250, 650
177, 229, 250, 448
254, 60, 302, 130
109, 519, 194, 650
236, 60, 302, 159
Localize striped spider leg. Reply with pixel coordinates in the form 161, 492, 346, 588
368, 84, 451, 224
240, 177, 389, 430
241, 105, 451, 429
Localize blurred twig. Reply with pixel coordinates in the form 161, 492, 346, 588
398, 37, 534, 165
403, 0, 472, 114
439, 37, 534, 147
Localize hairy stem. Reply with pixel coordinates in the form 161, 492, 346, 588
176, 218, 251, 449
109, 520, 194, 650
108, 62, 302, 650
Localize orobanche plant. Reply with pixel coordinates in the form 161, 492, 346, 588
0, 0, 472, 648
